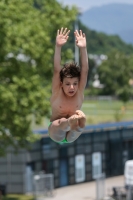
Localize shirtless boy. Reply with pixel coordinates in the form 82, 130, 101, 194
48, 27, 88, 144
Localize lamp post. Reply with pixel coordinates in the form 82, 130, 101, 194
74, 8, 82, 64
74, 15, 79, 64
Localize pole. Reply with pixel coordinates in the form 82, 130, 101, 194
74, 15, 79, 64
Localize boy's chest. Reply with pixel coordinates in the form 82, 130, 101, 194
59, 98, 81, 112
51, 91, 83, 116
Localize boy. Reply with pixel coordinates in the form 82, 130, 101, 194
48, 27, 88, 144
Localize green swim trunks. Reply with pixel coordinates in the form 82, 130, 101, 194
48, 122, 69, 144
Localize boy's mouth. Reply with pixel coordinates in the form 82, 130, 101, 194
69, 91, 74, 94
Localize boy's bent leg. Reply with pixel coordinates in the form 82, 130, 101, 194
66, 110, 86, 143
48, 118, 70, 142
76, 110, 86, 128
48, 114, 81, 142
66, 128, 84, 143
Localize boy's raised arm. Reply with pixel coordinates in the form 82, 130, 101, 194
54, 44, 62, 72
52, 28, 70, 93
54, 28, 70, 72
74, 30, 89, 90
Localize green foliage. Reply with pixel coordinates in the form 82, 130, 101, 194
97, 50, 133, 102
65, 20, 133, 91
3, 194, 34, 200
114, 109, 124, 122
66, 20, 133, 55
0, 0, 77, 155
78, 21, 133, 55
82, 100, 133, 124
86, 58, 95, 87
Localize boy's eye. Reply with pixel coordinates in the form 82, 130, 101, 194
66, 83, 70, 85
74, 83, 77, 85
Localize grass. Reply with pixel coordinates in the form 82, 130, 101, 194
32, 100, 133, 130
82, 100, 133, 125
2, 194, 34, 200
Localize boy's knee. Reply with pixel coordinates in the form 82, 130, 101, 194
76, 126, 85, 132
58, 117, 67, 125
49, 128, 65, 142
50, 118, 66, 127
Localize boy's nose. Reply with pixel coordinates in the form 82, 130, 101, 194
70, 84, 74, 89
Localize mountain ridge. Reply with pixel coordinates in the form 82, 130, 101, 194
80, 3, 133, 44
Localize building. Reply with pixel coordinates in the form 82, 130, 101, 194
0, 121, 133, 194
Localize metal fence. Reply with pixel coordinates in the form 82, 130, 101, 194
33, 173, 54, 200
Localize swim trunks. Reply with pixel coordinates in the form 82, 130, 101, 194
48, 122, 69, 144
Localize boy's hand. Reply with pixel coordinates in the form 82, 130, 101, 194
56, 27, 70, 47
74, 30, 86, 48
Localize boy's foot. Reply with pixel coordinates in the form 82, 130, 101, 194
75, 110, 86, 128
68, 114, 79, 130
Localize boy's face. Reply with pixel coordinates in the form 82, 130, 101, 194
61, 77, 79, 97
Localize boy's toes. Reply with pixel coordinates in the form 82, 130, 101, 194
68, 114, 79, 130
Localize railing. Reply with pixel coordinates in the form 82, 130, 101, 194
33, 172, 54, 200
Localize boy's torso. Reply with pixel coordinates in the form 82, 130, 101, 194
50, 88, 84, 121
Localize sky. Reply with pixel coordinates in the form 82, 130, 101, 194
58, 0, 133, 12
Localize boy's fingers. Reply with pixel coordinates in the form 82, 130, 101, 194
80, 30, 83, 36
74, 31, 78, 38
65, 36, 69, 40
60, 27, 63, 34
83, 33, 86, 37
75, 30, 80, 37
65, 30, 70, 37
75, 111, 79, 115
57, 29, 59, 35
63, 27, 67, 35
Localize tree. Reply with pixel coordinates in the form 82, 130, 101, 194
78, 20, 133, 55
97, 50, 133, 103
0, 0, 77, 155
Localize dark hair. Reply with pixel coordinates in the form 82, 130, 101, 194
60, 62, 80, 82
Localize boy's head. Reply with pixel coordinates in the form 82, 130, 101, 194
60, 62, 81, 97
60, 62, 80, 82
